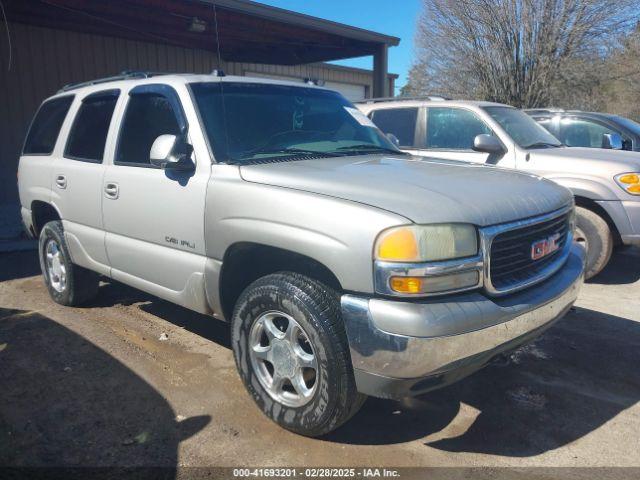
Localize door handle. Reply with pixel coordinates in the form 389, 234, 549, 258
104, 182, 119, 199
55, 175, 67, 189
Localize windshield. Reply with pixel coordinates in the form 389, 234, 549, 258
608, 115, 640, 137
190, 82, 400, 164
484, 106, 563, 149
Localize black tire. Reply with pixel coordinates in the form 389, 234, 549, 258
575, 206, 613, 279
231, 272, 365, 437
38, 220, 99, 306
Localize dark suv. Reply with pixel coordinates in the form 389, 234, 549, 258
526, 109, 640, 152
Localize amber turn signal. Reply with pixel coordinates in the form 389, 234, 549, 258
615, 172, 640, 196
389, 271, 480, 295
618, 173, 639, 184
389, 276, 423, 294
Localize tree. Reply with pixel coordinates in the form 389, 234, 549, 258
407, 0, 640, 108
602, 25, 640, 120
400, 61, 432, 96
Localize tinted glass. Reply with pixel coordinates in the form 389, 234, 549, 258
190, 82, 399, 164
65, 92, 119, 162
559, 118, 618, 148
484, 107, 562, 148
426, 107, 491, 149
533, 117, 558, 137
608, 115, 640, 136
116, 94, 181, 166
371, 108, 418, 147
23, 96, 74, 155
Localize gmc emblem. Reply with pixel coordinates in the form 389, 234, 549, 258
531, 233, 561, 261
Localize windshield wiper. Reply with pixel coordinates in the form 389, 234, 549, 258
523, 142, 562, 149
334, 144, 406, 155
238, 147, 337, 161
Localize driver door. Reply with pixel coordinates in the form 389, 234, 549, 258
102, 84, 209, 296
421, 107, 500, 164
558, 116, 629, 149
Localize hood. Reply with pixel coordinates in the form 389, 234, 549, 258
239, 155, 573, 227
529, 146, 640, 172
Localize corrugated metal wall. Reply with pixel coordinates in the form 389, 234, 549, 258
0, 22, 218, 208
0, 22, 379, 210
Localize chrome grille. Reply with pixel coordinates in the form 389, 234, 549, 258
484, 209, 572, 294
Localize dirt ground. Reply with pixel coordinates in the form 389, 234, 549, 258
1, 247, 639, 473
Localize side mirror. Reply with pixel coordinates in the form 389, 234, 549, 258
602, 133, 623, 150
472, 134, 504, 155
386, 132, 400, 148
150, 134, 195, 170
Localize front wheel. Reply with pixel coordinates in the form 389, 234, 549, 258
231, 272, 365, 437
574, 206, 613, 279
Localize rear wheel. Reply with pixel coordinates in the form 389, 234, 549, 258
574, 206, 613, 279
38, 220, 99, 306
231, 272, 365, 436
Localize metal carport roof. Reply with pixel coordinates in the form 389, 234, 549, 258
4, 0, 399, 95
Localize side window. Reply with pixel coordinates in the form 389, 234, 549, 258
370, 108, 418, 147
559, 118, 621, 148
65, 90, 119, 162
23, 96, 74, 155
534, 117, 558, 137
116, 93, 181, 166
426, 107, 492, 150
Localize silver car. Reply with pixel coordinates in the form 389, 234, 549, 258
525, 108, 640, 152
359, 98, 640, 278
19, 73, 584, 436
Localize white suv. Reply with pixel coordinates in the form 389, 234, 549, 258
358, 98, 640, 278
17, 74, 584, 436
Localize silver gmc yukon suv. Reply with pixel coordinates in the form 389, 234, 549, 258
18, 73, 585, 436
359, 98, 640, 278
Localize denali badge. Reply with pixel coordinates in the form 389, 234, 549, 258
531, 233, 561, 260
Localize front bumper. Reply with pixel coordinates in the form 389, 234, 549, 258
620, 200, 640, 246
341, 242, 585, 399
596, 199, 640, 247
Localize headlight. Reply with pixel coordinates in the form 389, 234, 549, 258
375, 224, 478, 262
615, 173, 640, 195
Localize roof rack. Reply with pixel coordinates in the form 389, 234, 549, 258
356, 95, 452, 104
58, 71, 170, 92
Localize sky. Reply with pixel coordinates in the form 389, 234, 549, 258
255, 0, 422, 93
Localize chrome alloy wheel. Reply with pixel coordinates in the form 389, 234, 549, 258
249, 311, 319, 407
45, 239, 67, 293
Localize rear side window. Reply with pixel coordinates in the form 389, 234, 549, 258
370, 108, 418, 147
65, 90, 119, 162
116, 93, 181, 166
23, 96, 74, 155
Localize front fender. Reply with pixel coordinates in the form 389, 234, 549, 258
204, 167, 409, 295
546, 175, 619, 201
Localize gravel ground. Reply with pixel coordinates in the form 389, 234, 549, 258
0, 247, 639, 475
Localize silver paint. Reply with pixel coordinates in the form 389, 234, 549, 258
341, 242, 585, 381
359, 99, 640, 246
17, 75, 587, 399
374, 205, 573, 298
